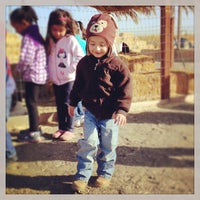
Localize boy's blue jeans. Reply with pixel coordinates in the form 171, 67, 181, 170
75, 110, 119, 182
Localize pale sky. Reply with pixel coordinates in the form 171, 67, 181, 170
6, 5, 194, 37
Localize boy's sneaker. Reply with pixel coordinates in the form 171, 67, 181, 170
94, 176, 111, 188
71, 180, 88, 194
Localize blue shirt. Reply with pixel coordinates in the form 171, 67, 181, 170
75, 34, 86, 55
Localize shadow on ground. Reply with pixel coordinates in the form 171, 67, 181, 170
6, 174, 75, 194
127, 111, 194, 124
12, 142, 194, 168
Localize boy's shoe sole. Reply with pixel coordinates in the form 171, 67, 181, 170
94, 176, 111, 188
71, 180, 88, 194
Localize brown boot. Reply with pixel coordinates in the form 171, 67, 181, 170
71, 180, 88, 193
94, 176, 111, 188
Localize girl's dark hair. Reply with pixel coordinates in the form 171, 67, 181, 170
10, 6, 38, 24
45, 9, 76, 55
76, 21, 86, 40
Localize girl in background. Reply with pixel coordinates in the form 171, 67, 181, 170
10, 6, 47, 143
6, 58, 18, 162
45, 9, 84, 141
73, 20, 87, 127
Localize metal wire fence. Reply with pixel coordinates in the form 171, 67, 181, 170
6, 5, 194, 102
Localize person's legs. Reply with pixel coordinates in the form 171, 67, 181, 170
6, 132, 17, 160
53, 82, 75, 141
74, 101, 84, 127
19, 82, 42, 142
6, 95, 17, 160
75, 101, 84, 119
72, 110, 99, 192
24, 82, 41, 132
74, 110, 99, 182
53, 84, 67, 131
96, 118, 119, 179
63, 81, 74, 132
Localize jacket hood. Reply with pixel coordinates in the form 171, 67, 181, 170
22, 24, 44, 45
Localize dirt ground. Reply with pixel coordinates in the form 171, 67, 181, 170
6, 95, 194, 195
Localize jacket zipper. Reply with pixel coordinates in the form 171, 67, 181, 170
94, 59, 100, 70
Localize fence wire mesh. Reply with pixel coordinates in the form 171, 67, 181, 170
6, 5, 194, 102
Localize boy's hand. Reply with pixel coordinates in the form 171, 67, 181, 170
112, 113, 127, 126
68, 106, 75, 117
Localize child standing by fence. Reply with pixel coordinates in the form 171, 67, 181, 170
69, 13, 133, 193
6, 58, 18, 163
73, 20, 87, 127
10, 6, 47, 143
45, 9, 84, 141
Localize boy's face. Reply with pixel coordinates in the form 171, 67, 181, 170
50, 24, 67, 41
88, 36, 109, 58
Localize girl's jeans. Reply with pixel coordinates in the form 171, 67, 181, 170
6, 95, 17, 158
53, 81, 74, 132
75, 110, 119, 182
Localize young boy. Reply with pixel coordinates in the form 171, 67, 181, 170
69, 13, 133, 193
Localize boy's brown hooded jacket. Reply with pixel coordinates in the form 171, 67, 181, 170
69, 54, 133, 120
70, 13, 132, 120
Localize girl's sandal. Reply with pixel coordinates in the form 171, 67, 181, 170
59, 131, 75, 141
52, 130, 64, 139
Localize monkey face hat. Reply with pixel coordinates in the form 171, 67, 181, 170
86, 13, 118, 47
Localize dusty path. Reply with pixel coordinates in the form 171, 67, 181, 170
6, 95, 194, 194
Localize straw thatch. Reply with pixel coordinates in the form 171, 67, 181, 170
90, 6, 194, 23
181, 6, 194, 14
90, 6, 156, 23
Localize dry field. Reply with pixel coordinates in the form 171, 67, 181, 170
6, 95, 194, 195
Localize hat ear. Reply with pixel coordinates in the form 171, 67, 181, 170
109, 14, 118, 29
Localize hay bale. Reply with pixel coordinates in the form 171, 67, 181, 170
6, 32, 21, 64
170, 69, 194, 94
119, 54, 155, 73
131, 71, 161, 102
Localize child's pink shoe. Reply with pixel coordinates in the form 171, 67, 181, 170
59, 131, 75, 141
52, 130, 64, 139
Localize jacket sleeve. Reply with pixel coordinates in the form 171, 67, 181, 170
70, 36, 85, 72
69, 57, 85, 107
114, 60, 133, 116
17, 35, 36, 73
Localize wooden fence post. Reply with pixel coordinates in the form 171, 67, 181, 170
160, 6, 173, 99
